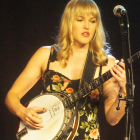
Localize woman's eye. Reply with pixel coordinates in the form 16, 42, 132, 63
91, 20, 96, 23
77, 19, 83, 22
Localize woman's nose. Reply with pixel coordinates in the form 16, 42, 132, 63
83, 21, 89, 29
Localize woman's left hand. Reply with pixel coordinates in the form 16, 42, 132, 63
110, 59, 126, 91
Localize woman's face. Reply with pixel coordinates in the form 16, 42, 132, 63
72, 14, 97, 47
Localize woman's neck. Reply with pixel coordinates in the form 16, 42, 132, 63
71, 43, 89, 57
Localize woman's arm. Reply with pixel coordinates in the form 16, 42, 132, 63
103, 57, 126, 126
5, 47, 51, 128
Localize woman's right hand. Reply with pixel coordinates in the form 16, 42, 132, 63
19, 106, 47, 129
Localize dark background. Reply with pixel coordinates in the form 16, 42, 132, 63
0, 0, 140, 140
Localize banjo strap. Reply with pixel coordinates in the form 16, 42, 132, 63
79, 49, 97, 89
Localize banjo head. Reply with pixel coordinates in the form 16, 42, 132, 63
17, 92, 77, 140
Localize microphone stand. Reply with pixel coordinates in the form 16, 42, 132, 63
118, 15, 136, 140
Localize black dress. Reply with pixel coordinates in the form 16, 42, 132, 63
42, 46, 103, 140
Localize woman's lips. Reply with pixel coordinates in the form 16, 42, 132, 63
82, 32, 90, 37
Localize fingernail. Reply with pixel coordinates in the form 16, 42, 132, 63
43, 108, 47, 112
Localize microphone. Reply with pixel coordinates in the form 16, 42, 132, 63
113, 5, 127, 17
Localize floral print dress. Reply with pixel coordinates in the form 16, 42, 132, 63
42, 46, 103, 140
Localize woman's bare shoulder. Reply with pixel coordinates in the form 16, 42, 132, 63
33, 46, 51, 59
107, 55, 116, 66
102, 55, 116, 73
24, 46, 52, 72
38, 46, 51, 53
41, 46, 51, 49
36, 46, 53, 73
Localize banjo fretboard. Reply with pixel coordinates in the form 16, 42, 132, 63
62, 70, 112, 108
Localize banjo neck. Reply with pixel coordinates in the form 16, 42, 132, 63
62, 69, 112, 108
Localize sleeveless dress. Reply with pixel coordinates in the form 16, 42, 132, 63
42, 46, 103, 140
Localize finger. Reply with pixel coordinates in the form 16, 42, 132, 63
120, 59, 124, 62
25, 117, 44, 129
34, 107, 47, 113
33, 107, 47, 119
114, 65, 124, 75
118, 59, 125, 70
26, 111, 42, 124
118, 62, 125, 70
112, 67, 126, 81
110, 67, 122, 80
112, 66, 126, 81
110, 61, 126, 84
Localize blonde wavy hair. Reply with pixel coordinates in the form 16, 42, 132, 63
57, 0, 110, 67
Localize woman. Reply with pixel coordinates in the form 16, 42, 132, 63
5, 0, 126, 139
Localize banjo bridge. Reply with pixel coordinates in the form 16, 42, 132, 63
49, 105, 61, 118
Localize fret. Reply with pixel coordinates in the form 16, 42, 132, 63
89, 83, 94, 91
84, 86, 89, 94
98, 75, 105, 85
97, 78, 100, 86
62, 99, 67, 108
76, 90, 82, 99
69, 95, 74, 103
93, 79, 99, 88
90, 80, 96, 90
83, 87, 88, 95
103, 70, 112, 81
66, 98, 71, 107
78, 90, 84, 98
88, 84, 92, 92
105, 71, 109, 79
100, 75, 104, 83
107, 71, 112, 79
73, 92, 79, 100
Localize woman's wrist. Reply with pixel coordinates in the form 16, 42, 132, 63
16, 104, 26, 118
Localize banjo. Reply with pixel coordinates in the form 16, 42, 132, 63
16, 92, 79, 140
16, 51, 140, 140
16, 67, 113, 140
